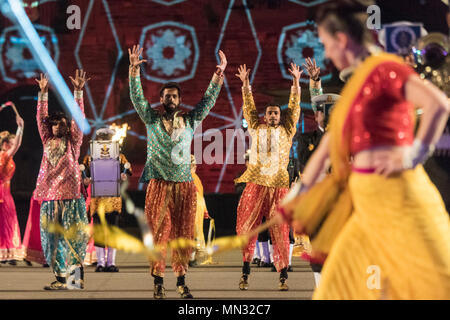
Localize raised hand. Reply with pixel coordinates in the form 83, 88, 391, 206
35, 73, 49, 93
302, 57, 320, 81
216, 50, 227, 75
69, 69, 91, 91
128, 44, 147, 68
235, 64, 251, 87
288, 62, 303, 82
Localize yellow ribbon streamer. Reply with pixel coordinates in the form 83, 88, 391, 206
44, 180, 285, 262
201, 218, 217, 265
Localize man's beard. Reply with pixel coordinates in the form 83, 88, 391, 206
268, 119, 279, 127
163, 102, 179, 115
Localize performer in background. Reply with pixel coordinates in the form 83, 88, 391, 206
35, 71, 90, 290
0, 104, 24, 265
129, 44, 226, 299
22, 192, 48, 266
296, 57, 341, 287
298, 57, 325, 174
282, 0, 450, 299
189, 155, 210, 267
234, 62, 301, 291
82, 128, 132, 273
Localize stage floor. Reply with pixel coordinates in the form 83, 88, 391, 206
0, 249, 315, 300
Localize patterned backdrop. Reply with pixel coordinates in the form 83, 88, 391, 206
1, 0, 345, 194
5, 0, 448, 196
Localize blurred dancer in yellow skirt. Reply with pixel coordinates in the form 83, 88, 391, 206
189, 155, 210, 266
281, 0, 450, 299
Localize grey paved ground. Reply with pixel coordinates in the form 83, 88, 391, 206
0, 250, 315, 300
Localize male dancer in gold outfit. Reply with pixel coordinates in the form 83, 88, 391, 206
234, 63, 301, 291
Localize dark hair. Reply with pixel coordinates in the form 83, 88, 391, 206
159, 82, 181, 98
96, 132, 113, 141
316, 0, 374, 46
264, 104, 281, 113
44, 112, 71, 137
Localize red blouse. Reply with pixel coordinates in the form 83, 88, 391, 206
345, 61, 417, 155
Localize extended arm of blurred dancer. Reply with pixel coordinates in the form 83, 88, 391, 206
404, 77, 449, 160
268, 134, 331, 231
297, 133, 330, 194
236, 64, 259, 129
373, 76, 449, 177
69, 69, 89, 147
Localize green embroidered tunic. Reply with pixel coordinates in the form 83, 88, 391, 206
129, 74, 222, 183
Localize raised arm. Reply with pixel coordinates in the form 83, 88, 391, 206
5, 109, 24, 158
299, 132, 330, 193
236, 64, 259, 130
69, 69, 90, 147
403, 75, 450, 168
128, 44, 157, 124
284, 62, 302, 136
186, 50, 226, 128
35, 73, 50, 142
303, 57, 323, 99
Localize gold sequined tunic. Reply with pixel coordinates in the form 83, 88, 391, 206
235, 85, 301, 188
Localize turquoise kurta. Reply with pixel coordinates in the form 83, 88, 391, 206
130, 75, 222, 183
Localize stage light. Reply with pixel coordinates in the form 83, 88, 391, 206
1, 0, 91, 134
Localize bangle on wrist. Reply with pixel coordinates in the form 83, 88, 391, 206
312, 76, 320, 82
74, 90, 83, 99
39, 92, 48, 101
16, 126, 23, 136
403, 139, 435, 169
298, 183, 310, 195
215, 68, 223, 77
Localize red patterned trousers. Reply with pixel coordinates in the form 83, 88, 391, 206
145, 179, 196, 277
236, 183, 290, 272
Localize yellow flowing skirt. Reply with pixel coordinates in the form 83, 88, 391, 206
314, 166, 450, 299
194, 192, 207, 250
